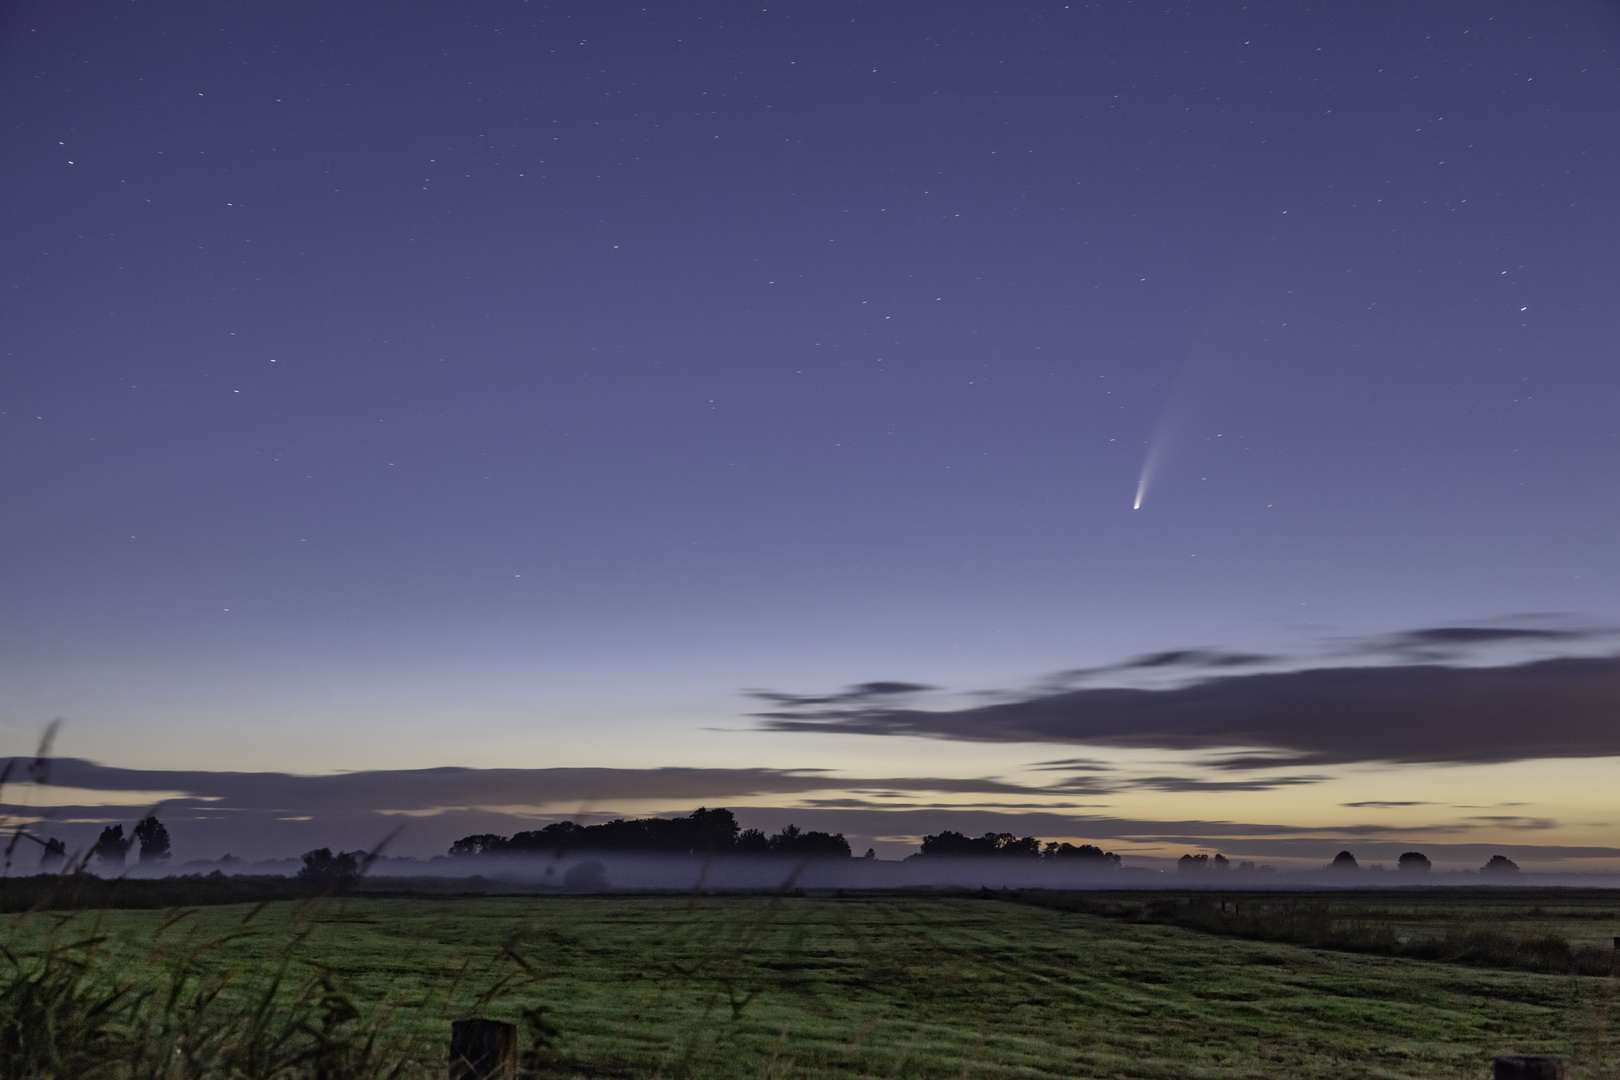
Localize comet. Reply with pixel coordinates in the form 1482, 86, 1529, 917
1133, 414, 1170, 509
1132, 364, 1194, 509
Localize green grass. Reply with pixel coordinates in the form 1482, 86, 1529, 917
1007, 888, 1620, 976
7, 891, 1619, 1079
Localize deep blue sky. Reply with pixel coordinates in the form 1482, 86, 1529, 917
4, 2, 1620, 864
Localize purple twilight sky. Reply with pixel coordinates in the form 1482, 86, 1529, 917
3, 2, 1620, 866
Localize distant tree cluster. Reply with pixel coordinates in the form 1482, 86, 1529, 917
913, 831, 1121, 865
77, 816, 173, 873
1173, 849, 1525, 876
449, 808, 852, 859
1177, 853, 1274, 873
734, 823, 853, 857
297, 848, 366, 889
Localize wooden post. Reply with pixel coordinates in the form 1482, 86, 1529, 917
449, 1018, 517, 1080
1494, 1056, 1566, 1080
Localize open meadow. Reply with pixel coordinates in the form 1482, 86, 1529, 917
4, 888, 1620, 1079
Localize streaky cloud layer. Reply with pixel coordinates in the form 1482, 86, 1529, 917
755, 631, 1620, 767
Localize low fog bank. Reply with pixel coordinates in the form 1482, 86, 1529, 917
116, 853, 1620, 892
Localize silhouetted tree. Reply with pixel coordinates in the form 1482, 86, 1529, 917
133, 815, 171, 864
1044, 843, 1121, 867
684, 807, 743, 852
999, 835, 1043, 858
735, 828, 770, 854
917, 830, 972, 857
1398, 851, 1432, 874
297, 848, 362, 889
91, 825, 129, 871
448, 833, 507, 857
1213, 853, 1230, 871
768, 824, 852, 857
1177, 853, 1209, 873
39, 837, 66, 873
1330, 850, 1359, 872
863, 848, 876, 860
1480, 854, 1520, 876
917, 831, 1043, 858
451, 807, 747, 858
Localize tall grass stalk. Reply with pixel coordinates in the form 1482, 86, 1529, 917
0, 897, 427, 1079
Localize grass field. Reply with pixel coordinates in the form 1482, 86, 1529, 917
1009, 888, 1620, 976
7, 890, 1620, 1079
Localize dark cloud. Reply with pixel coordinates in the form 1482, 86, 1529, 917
1463, 815, 1557, 830
1199, 753, 1320, 771
1343, 801, 1431, 808
755, 652, 1620, 766
1109, 775, 1331, 793
743, 681, 934, 711
1040, 649, 1276, 688
1123, 649, 1276, 670
3, 760, 1061, 812
798, 799, 1108, 811
1356, 624, 1610, 661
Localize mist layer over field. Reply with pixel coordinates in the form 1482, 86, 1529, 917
218, 854, 1620, 892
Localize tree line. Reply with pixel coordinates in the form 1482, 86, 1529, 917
448, 811, 1123, 864
449, 807, 855, 858
1176, 850, 1523, 875
913, 831, 1121, 864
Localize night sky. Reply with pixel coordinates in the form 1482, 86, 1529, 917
4, 2, 1620, 867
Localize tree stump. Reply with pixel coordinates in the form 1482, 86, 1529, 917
1494, 1056, 1566, 1080
449, 1018, 517, 1080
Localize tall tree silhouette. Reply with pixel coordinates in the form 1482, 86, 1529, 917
91, 825, 129, 871
133, 815, 171, 864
